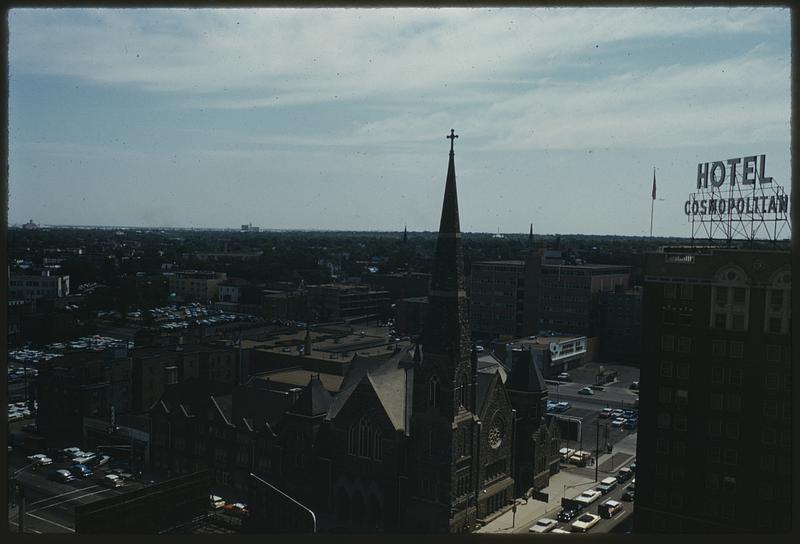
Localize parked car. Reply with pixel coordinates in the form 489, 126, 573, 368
596, 476, 618, 495
559, 448, 575, 461
611, 418, 626, 428
551, 528, 572, 534
629, 462, 637, 473
598, 499, 624, 519
621, 487, 635, 502
574, 489, 602, 506
27, 453, 53, 466
598, 408, 613, 418
629, 381, 639, 390
557, 508, 581, 522
611, 409, 624, 418
210, 495, 226, 510
617, 467, 634, 482
578, 387, 594, 395
529, 518, 558, 533
623, 418, 638, 430
100, 474, 124, 488
571, 513, 601, 532
69, 464, 94, 478
556, 372, 570, 380
223, 502, 248, 517
49, 469, 76, 483
86, 454, 111, 468
554, 401, 571, 412
590, 384, 605, 391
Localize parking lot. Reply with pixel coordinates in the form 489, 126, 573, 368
7, 440, 147, 534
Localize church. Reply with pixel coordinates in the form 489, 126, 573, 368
149, 132, 561, 533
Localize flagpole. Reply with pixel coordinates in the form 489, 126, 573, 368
650, 198, 654, 237
650, 167, 656, 238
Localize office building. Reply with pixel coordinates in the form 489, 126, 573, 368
470, 261, 525, 339
634, 246, 791, 533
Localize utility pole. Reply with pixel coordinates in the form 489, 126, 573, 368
595, 419, 600, 482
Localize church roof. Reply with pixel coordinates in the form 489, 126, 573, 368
289, 375, 333, 417
326, 348, 414, 433
505, 348, 548, 392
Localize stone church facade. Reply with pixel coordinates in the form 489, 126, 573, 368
149, 133, 560, 533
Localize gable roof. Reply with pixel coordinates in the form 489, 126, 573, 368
505, 348, 547, 392
327, 348, 414, 433
289, 375, 333, 417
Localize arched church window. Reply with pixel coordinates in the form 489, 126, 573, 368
458, 373, 468, 408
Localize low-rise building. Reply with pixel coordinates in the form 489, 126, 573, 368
168, 270, 227, 303
9, 269, 70, 301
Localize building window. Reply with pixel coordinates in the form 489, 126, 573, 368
657, 413, 671, 429
674, 415, 687, 431
765, 373, 779, 390
711, 366, 724, 384
676, 363, 690, 379
676, 336, 691, 353
655, 463, 668, 480
729, 341, 744, 358
725, 422, 740, 439
766, 345, 781, 362
705, 472, 720, 491
726, 394, 741, 412
656, 437, 669, 454
761, 428, 776, 445
723, 449, 738, 466
675, 389, 688, 405
658, 387, 672, 404
712, 340, 725, 357
708, 447, 721, 464
708, 420, 722, 437
763, 400, 778, 416
673, 441, 686, 457
661, 335, 674, 352
679, 284, 693, 300
663, 284, 676, 299
760, 455, 775, 472
659, 360, 673, 378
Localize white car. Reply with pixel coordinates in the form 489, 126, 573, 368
529, 518, 558, 533
575, 489, 602, 506
27, 454, 53, 466
551, 528, 572, 534
571, 513, 601, 532
100, 474, 124, 488
598, 499, 624, 518
210, 495, 226, 509
611, 418, 627, 428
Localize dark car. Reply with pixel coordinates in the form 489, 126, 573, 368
557, 508, 580, 522
616, 467, 633, 483
623, 418, 638, 430
629, 462, 637, 473
69, 464, 94, 478
621, 489, 635, 502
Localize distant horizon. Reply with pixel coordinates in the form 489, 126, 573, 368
9, 221, 792, 242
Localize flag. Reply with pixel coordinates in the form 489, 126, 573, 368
651, 168, 657, 200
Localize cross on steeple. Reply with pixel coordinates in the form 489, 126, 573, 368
447, 129, 458, 153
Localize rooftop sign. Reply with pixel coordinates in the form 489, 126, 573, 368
685, 155, 790, 241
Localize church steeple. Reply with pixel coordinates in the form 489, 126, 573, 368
422, 129, 470, 360
528, 223, 534, 248
403, 224, 408, 243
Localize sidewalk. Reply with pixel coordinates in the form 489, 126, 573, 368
477, 437, 636, 534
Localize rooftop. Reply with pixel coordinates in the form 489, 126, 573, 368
251, 368, 344, 393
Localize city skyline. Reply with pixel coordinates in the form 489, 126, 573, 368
9, 7, 791, 236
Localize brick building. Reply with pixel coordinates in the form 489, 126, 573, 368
634, 246, 791, 533
469, 260, 525, 340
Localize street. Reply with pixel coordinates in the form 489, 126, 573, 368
7, 448, 147, 533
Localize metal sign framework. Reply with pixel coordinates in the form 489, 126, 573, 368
687, 170, 790, 243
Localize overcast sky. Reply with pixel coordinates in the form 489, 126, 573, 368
8, 7, 791, 236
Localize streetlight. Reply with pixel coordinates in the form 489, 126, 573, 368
249, 473, 316, 533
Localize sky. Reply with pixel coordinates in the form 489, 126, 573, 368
8, 7, 791, 236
